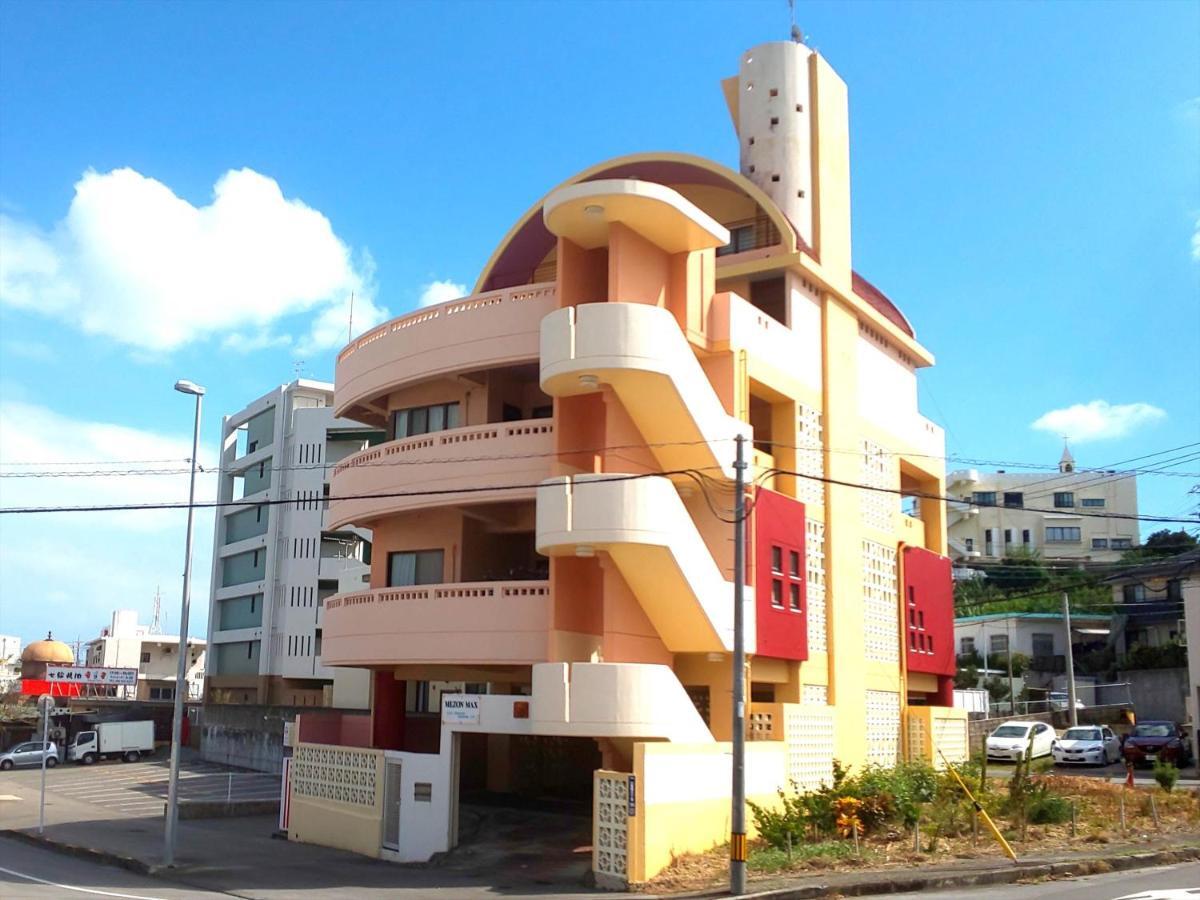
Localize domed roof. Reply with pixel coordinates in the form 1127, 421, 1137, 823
21, 632, 74, 665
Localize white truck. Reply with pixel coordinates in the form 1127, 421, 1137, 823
68, 721, 155, 765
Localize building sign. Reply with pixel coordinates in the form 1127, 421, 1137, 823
628, 775, 637, 817
45, 666, 138, 686
442, 694, 481, 725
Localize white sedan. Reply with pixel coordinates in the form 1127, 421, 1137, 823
1052, 725, 1121, 766
986, 721, 1055, 761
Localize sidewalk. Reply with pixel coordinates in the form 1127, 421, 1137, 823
5, 808, 1200, 899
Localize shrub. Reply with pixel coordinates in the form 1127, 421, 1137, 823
1153, 760, 1180, 793
1027, 787, 1071, 824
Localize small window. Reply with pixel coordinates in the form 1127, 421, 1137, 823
1123, 584, 1146, 603
1046, 527, 1081, 543
1081, 498, 1105, 508
1092, 538, 1109, 550
960, 636, 976, 654
140, 651, 151, 664
1053, 492, 1075, 508
1022, 530, 1031, 546
989, 634, 1009, 654
927, 635, 934, 654
964, 538, 974, 552
387, 549, 445, 587
789, 583, 801, 611
1003, 492, 1024, 508
788, 551, 800, 578
1111, 538, 1133, 550
770, 546, 783, 573
414, 783, 432, 802
768, 88, 778, 97
1004, 529, 1014, 545
770, 174, 780, 182
973, 491, 997, 507
795, 103, 803, 112
917, 610, 925, 629
770, 116, 779, 126
771, 580, 784, 608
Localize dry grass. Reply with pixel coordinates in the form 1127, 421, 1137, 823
639, 778, 1200, 893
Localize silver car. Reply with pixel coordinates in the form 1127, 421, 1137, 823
0, 740, 59, 770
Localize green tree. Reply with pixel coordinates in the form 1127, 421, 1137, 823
1122, 529, 1198, 561
985, 550, 1050, 592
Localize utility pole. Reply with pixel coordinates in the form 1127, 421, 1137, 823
730, 434, 747, 896
1062, 592, 1079, 727
1006, 617, 1016, 716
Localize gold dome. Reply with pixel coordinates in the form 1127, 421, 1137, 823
21, 632, 74, 665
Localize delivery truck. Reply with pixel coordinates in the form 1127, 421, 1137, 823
68, 721, 155, 765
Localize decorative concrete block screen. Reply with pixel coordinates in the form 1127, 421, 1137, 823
805, 520, 827, 652
593, 770, 631, 890
865, 690, 901, 766
862, 540, 899, 663
859, 439, 893, 532
795, 403, 824, 508
907, 711, 928, 763
784, 705, 835, 790
801, 684, 828, 706
292, 743, 379, 807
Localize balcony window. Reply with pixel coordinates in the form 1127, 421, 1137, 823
1003, 492, 1024, 508
973, 491, 997, 507
392, 402, 460, 440
1046, 526, 1081, 543
387, 549, 445, 587
1053, 492, 1075, 508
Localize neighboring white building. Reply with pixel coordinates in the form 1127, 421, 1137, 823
85, 610, 206, 701
947, 445, 1139, 564
0, 634, 21, 691
204, 380, 379, 709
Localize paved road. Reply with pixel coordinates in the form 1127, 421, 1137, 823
0, 756, 279, 817
0, 837, 226, 899
896, 860, 1200, 898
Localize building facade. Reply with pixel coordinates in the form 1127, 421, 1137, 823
289, 39, 965, 881
204, 380, 380, 709
947, 447, 1139, 564
85, 610, 206, 701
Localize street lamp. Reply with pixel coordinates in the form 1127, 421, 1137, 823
164, 379, 205, 867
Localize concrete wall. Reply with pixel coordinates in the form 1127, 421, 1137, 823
1099, 668, 1188, 723
201, 703, 302, 773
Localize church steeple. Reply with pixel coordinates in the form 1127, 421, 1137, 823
1059, 441, 1075, 474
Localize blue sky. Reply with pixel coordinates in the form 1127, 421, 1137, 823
1, 0, 1197, 647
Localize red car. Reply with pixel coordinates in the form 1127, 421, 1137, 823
1121, 721, 1193, 767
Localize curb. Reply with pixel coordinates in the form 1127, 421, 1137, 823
722, 845, 1200, 899
1, 829, 154, 876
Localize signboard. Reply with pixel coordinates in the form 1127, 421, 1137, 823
45, 665, 138, 686
282, 720, 296, 748
627, 775, 637, 817
441, 694, 481, 725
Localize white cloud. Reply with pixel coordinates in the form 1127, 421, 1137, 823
0, 167, 387, 353
1031, 400, 1167, 443
0, 400, 216, 645
0, 399, 217, 531
418, 279, 467, 308
2, 339, 56, 362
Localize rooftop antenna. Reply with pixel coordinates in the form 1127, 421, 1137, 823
293, 359, 307, 381
789, 0, 803, 43
149, 586, 163, 635
347, 291, 355, 344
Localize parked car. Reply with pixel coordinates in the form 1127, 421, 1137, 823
1052, 725, 1121, 766
986, 721, 1055, 761
1048, 691, 1086, 711
1122, 721, 1193, 767
0, 740, 59, 770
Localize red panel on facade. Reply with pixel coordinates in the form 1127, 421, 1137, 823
902, 546, 955, 677
753, 488, 807, 661
20, 680, 84, 697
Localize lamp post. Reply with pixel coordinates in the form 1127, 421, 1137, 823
164, 379, 204, 867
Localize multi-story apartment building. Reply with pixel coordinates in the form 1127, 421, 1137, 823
85, 610, 206, 701
947, 446, 1140, 565
204, 380, 379, 709
286, 39, 965, 882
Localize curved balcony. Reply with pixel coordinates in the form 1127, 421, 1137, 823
321, 581, 551, 667
327, 420, 554, 529
334, 283, 557, 423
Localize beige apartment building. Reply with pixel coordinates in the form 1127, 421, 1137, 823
948, 446, 1139, 565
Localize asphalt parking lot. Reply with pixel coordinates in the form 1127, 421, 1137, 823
0, 753, 280, 817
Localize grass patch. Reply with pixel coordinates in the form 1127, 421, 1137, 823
750, 840, 864, 872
